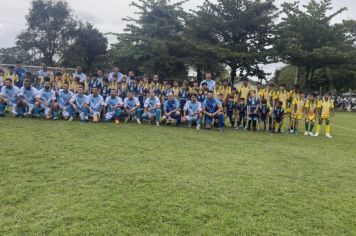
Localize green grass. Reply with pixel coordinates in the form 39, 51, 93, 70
1, 113, 356, 235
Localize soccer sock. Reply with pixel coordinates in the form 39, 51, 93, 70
316, 124, 321, 133
248, 120, 251, 130
305, 122, 309, 131
218, 114, 224, 128
309, 123, 315, 132
325, 125, 331, 134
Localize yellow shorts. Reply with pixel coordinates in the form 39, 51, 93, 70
293, 113, 303, 120
306, 114, 316, 122
320, 115, 330, 120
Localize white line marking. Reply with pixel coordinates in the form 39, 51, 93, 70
333, 124, 356, 132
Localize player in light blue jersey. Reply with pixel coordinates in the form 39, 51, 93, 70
53, 82, 73, 120
162, 92, 181, 125
0, 78, 20, 116
68, 85, 89, 122
124, 91, 142, 124
203, 91, 224, 132
142, 89, 161, 126
87, 87, 105, 123
104, 89, 124, 124
34, 81, 56, 119
18, 79, 38, 116
183, 94, 202, 130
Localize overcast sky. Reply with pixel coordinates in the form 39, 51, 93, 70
0, 0, 355, 75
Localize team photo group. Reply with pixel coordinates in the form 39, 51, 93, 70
0, 63, 334, 138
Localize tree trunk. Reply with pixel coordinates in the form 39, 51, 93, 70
196, 65, 203, 83
230, 65, 237, 87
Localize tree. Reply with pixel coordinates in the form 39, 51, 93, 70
0, 47, 33, 64
109, 0, 190, 79
277, 0, 355, 89
61, 22, 108, 72
16, 0, 76, 65
191, 0, 278, 84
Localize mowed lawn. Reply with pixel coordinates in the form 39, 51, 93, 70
1, 113, 356, 235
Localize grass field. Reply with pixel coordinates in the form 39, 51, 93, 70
1, 113, 356, 235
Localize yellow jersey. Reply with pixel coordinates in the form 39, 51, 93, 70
238, 85, 252, 101
292, 98, 305, 119
172, 87, 180, 98
305, 99, 318, 121
217, 86, 232, 100
317, 99, 334, 119
275, 90, 288, 111
4, 72, 19, 85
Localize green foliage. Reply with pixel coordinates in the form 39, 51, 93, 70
61, 22, 108, 72
0, 47, 33, 64
16, 0, 77, 65
1, 114, 356, 234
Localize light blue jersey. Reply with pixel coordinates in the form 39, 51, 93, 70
124, 97, 140, 110
88, 94, 104, 112
203, 98, 221, 113
184, 101, 202, 116
37, 88, 56, 105
144, 96, 161, 114
19, 86, 38, 104
105, 96, 123, 112
70, 94, 88, 110
163, 99, 180, 113
58, 89, 73, 107
1, 86, 20, 104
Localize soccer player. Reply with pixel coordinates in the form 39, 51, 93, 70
290, 91, 306, 134
137, 79, 149, 108
89, 73, 102, 95
87, 87, 105, 123
225, 95, 236, 128
142, 89, 162, 126
104, 89, 124, 124
257, 98, 270, 131
315, 92, 334, 138
0, 78, 20, 116
179, 84, 190, 110
123, 91, 142, 124
18, 79, 39, 116
203, 91, 224, 132
52, 82, 73, 120
304, 93, 318, 136
162, 92, 181, 125
236, 98, 247, 129
68, 85, 89, 122
4, 66, 19, 86
34, 80, 56, 119
200, 73, 216, 91
238, 77, 252, 101
183, 94, 202, 130
161, 82, 173, 102
272, 100, 285, 133
247, 90, 260, 131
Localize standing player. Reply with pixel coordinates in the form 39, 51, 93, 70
304, 93, 318, 136
68, 85, 89, 122
142, 89, 162, 126
225, 95, 236, 128
236, 98, 247, 130
257, 98, 270, 131
315, 92, 334, 138
104, 89, 124, 124
238, 78, 251, 101
123, 91, 142, 124
53, 82, 73, 120
203, 91, 224, 132
0, 79, 20, 116
34, 81, 56, 119
290, 91, 306, 134
247, 90, 260, 131
183, 94, 202, 130
87, 87, 105, 123
162, 92, 181, 125
272, 101, 285, 133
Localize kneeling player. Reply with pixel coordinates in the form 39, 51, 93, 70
0, 79, 20, 116
273, 100, 285, 133
257, 98, 270, 131
183, 94, 202, 130
142, 89, 161, 126
203, 91, 224, 132
162, 92, 181, 125
68, 86, 89, 122
104, 89, 124, 124
304, 93, 318, 136
315, 92, 334, 138
124, 91, 142, 124
87, 87, 105, 123
18, 79, 38, 116
34, 80, 56, 119
53, 82, 73, 120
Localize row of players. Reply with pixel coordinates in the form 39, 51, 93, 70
0, 77, 335, 138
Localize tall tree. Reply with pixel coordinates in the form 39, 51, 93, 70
109, 0, 190, 79
0, 47, 33, 64
277, 0, 355, 89
192, 0, 278, 84
61, 22, 108, 72
16, 0, 76, 65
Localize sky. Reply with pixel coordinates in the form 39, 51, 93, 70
0, 0, 355, 76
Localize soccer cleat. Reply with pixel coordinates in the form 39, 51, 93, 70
326, 133, 332, 139
156, 122, 160, 127
136, 118, 141, 125
290, 129, 294, 133
196, 124, 201, 130
115, 119, 120, 124
124, 117, 130, 123
308, 132, 315, 137
314, 132, 319, 137
219, 128, 224, 133
304, 131, 308, 136
68, 116, 74, 122
53, 116, 58, 120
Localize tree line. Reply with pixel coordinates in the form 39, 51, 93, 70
0, 0, 355, 93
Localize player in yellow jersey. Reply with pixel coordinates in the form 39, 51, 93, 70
304, 93, 318, 136
315, 92, 334, 138
290, 91, 305, 134
238, 77, 252, 101
217, 80, 232, 100
256, 82, 265, 100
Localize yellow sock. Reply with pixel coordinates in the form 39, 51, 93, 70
325, 125, 331, 134
316, 124, 321, 133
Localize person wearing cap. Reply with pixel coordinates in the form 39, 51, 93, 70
4, 66, 19, 86
200, 72, 216, 91
142, 89, 161, 126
